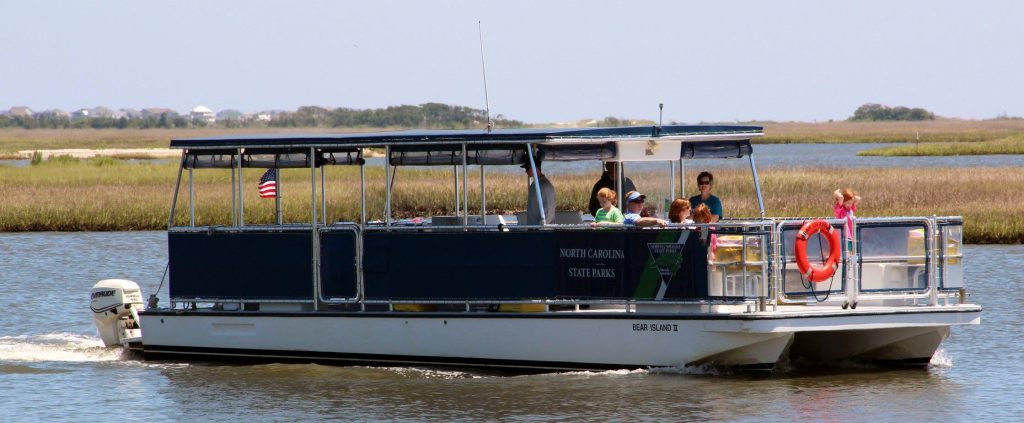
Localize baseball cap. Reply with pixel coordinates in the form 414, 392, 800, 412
626, 191, 646, 202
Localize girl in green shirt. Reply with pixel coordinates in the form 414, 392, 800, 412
592, 188, 624, 225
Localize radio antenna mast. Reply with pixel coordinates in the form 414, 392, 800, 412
478, 21, 493, 133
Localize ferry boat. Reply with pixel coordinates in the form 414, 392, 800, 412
91, 125, 981, 371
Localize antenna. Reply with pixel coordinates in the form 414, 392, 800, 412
659, 103, 664, 127
478, 21, 493, 133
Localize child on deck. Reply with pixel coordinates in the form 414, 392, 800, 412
833, 188, 861, 248
591, 188, 624, 225
693, 203, 717, 261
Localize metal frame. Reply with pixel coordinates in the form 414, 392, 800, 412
164, 133, 967, 313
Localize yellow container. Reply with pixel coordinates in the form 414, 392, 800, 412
498, 303, 547, 313
393, 304, 437, 312
714, 235, 762, 265
907, 228, 960, 265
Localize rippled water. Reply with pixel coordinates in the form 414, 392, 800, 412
0, 232, 1018, 421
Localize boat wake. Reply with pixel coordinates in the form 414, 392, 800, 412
0, 333, 127, 363
928, 348, 953, 368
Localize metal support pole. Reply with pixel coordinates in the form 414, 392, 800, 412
320, 162, 327, 225
274, 162, 282, 225
360, 149, 366, 226
385, 145, 392, 226
749, 154, 765, 218
237, 148, 245, 227
231, 161, 236, 226
310, 147, 320, 311
668, 160, 675, 215
679, 158, 685, 199
526, 144, 546, 224
188, 168, 195, 227
616, 161, 623, 210
462, 143, 469, 226
168, 152, 185, 228
311, 147, 317, 226
480, 165, 486, 220
453, 165, 460, 217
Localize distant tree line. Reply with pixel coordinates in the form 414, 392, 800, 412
0, 103, 522, 130
0, 113, 203, 130
268, 103, 522, 129
849, 103, 935, 121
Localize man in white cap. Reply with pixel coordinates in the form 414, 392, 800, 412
623, 190, 667, 228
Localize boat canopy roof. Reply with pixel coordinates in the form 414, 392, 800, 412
174, 125, 762, 168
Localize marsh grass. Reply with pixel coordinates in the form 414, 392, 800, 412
0, 127, 394, 154
4, 120, 1024, 156
759, 119, 1024, 144
2, 161, 1021, 243
858, 134, 1024, 156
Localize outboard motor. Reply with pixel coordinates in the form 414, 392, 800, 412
91, 279, 144, 347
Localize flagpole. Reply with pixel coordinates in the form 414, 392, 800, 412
275, 158, 282, 225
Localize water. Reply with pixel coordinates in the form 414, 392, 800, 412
3, 144, 1020, 174
365, 143, 1024, 174
0, 232, 1018, 421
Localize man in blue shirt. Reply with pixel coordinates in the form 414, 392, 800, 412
689, 171, 722, 222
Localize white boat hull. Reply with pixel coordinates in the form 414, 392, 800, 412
137, 305, 979, 370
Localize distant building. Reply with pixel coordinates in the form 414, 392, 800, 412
8, 106, 33, 117
254, 112, 272, 122
142, 108, 178, 119
91, 106, 115, 118
71, 108, 92, 120
121, 108, 142, 119
191, 105, 215, 123
216, 109, 244, 121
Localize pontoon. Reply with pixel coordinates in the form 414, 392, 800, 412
92, 125, 981, 371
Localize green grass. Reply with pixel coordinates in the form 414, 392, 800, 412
1, 161, 1021, 243
858, 134, 1024, 156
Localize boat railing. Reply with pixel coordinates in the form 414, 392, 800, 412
773, 216, 965, 307
164, 215, 964, 311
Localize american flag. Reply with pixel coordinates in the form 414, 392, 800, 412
258, 168, 277, 199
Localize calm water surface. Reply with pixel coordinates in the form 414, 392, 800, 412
0, 232, 1018, 421
5, 143, 1020, 170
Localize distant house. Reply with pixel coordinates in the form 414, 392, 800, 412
142, 108, 178, 119
91, 106, 115, 118
121, 108, 142, 119
254, 112, 272, 122
216, 109, 244, 121
191, 105, 215, 123
71, 108, 92, 120
8, 106, 33, 117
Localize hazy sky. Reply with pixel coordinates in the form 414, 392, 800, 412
2, 1, 1021, 123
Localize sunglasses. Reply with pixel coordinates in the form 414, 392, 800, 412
698, 180, 711, 185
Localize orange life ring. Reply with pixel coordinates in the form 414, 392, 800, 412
794, 219, 842, 283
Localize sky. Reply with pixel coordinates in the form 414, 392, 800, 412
1, 0, 1021, 123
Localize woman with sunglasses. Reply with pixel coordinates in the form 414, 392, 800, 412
689, 171, 722, 223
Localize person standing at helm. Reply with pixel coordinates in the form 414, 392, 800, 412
524, 159, 555, 225
689, 171, 722, 223
588, 162, 636, 217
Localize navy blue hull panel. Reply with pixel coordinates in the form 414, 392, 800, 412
320, 230, 358, 298
362, 229, 707, 301
168, 231, 313, 299
362, 231, 559, 300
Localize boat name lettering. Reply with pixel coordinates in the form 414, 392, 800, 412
92, 290, 116, 299
631, 323, 678, 332
567, 267, 616, 278
559, 248, 624, 259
